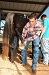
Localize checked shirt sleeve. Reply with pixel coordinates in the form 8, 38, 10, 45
22, 23, 28, 39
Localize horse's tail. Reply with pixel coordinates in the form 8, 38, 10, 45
2, 22, 9, 60
2, 12, 15, 60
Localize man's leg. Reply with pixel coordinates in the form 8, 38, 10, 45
21, 41, 30, 65
32, 36, 40, 70
41, 38, 49, 65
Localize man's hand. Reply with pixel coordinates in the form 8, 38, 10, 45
40, 26, 46, 40
19, 38, 28, 50
19, 38, 28, 46
40, 35, 42, 40
24, 38, 28, 45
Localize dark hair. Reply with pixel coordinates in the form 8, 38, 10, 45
28, 13, 37, 19
41, 14, 47, 20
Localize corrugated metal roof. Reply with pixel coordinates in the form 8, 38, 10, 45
0, 0, 49, 19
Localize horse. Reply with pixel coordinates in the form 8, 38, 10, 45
2, 12, 28, 62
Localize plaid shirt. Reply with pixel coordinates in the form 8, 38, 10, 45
22, 21, 43, 41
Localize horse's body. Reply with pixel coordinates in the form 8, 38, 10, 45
2, 12, 28, 62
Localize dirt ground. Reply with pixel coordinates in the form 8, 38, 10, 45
0, 49, 49, 75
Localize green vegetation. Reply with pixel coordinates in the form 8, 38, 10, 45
28, 45, 32, 49
0, 41, 2, 43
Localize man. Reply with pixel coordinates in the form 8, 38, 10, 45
40, 14, 49, 65
21, 13, 43, 74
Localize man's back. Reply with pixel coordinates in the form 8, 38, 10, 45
42, 18, 49, 38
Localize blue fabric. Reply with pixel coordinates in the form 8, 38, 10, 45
42, 18, 49, 38
32, 36, 40, 69
41, 38, 49, 65
21, 35, 40, 69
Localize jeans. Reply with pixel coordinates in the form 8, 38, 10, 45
21, 35, 40, 69
41, 38, 49, 65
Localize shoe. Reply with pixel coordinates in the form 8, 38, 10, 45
43, 62, 48, 66
32, 69, 36, 74
38, 57, 43, 64
22, 64, 27, 66
20, 62, 27, 66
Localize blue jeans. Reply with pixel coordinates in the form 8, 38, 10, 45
21, 35, 40, 70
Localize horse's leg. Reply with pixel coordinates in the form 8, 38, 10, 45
10, 36, 19, 62
13, 36, 18, 55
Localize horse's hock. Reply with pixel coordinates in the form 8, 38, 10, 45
2, 12, 28, 62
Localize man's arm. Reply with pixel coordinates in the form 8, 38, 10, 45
40, 26, 46, 39
22, 23, 28, 40
40, 19, 47, 39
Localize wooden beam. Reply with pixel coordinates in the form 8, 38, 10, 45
37, 5, 48, 18
0, 0, 49, 5
0, 8, 41, 13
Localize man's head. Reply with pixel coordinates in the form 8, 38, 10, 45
41, 14, 47, 21
28, 13, 37, 27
